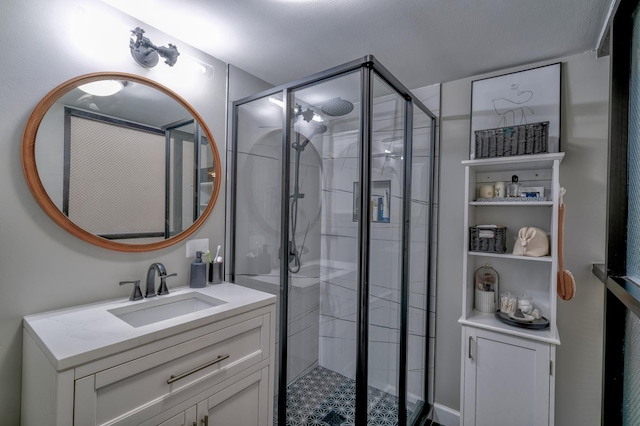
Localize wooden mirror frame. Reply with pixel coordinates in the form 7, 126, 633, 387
21, 72, 221, 252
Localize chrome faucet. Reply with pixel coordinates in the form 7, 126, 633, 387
145, 263, 177, 298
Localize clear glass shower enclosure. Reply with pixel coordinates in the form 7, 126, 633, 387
230, 55, 436, 425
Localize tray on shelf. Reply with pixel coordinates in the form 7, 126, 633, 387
475, 197, 548, 203
495, 310, 550, 329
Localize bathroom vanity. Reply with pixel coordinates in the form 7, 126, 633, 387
21, 283, 275, 426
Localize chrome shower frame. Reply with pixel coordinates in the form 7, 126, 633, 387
229, 55, 437, 425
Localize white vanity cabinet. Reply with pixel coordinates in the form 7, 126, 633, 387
461, 327, 555, 426
459, 153, 563, 426
21, 284, 275, 426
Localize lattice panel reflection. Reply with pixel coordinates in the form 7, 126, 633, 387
68, 116, 166, 237
624, 311, 640, 425
628, 2, 640, 280
623, 6, 640, 426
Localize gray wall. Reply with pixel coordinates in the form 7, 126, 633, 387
435, 51, 609, 425
0, 1, 267, 423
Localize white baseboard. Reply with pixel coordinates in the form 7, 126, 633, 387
432, 403, 460, 426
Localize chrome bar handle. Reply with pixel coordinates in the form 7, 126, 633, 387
468, 337, 473, 359
167, 354, 229, 384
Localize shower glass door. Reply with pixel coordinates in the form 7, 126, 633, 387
232, 96, 284, 420
284, 71, 362, 425
366, 74, 406, 424
408, 102, 434, 420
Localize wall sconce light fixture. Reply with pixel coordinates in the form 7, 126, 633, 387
129, 27, 180, 68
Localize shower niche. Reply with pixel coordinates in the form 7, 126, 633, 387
353, 180, 391, 223
229, 56, 436, 425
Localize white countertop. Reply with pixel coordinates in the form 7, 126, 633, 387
23, 283, 276, 371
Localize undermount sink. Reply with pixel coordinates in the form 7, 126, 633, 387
108, 292, 227, 328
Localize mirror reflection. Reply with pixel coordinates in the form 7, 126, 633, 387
24, 73, 220, 251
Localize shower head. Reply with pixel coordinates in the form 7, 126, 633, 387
311, 124, 328, 136
321, 97, 354, 117
293, 124, 327, 151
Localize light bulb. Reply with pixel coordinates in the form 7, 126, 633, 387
78, 80, 124, 97
268, 97, 284, 108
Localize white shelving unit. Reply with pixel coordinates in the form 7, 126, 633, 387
459, 152, 564, 426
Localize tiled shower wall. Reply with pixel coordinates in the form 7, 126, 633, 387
318, 85, 440, 403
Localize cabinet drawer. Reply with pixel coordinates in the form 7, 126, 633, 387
75, 314, 269, 425
138, 367, 271, 426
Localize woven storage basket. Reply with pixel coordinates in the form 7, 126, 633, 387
474, 121, 549, 159
469, 225, 507, 253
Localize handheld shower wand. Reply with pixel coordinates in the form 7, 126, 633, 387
291, 124, 328, 200
288, 123, 327, 273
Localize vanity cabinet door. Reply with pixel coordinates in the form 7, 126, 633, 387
197, 366, 270, 426
462, 326, 553, 426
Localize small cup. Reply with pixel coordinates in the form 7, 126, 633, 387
215, 262, 223, 283
494, 182, 506, 198
209, 262, 223, 284
500, 292, 511, 313
500, 292, 517, 314
507, 182, 521, 197
517, 294, 533, 314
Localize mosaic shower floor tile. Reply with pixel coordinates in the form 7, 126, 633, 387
276, 366, 414, 425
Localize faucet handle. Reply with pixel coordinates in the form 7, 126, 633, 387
120, 280, 143, 301
157, 273, 177, 296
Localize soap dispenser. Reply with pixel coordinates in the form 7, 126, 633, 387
190, 251, 207, 288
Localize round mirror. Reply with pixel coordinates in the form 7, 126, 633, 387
22, 72, 221, 252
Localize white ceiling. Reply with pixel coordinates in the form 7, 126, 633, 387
102, 0, 613, 89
